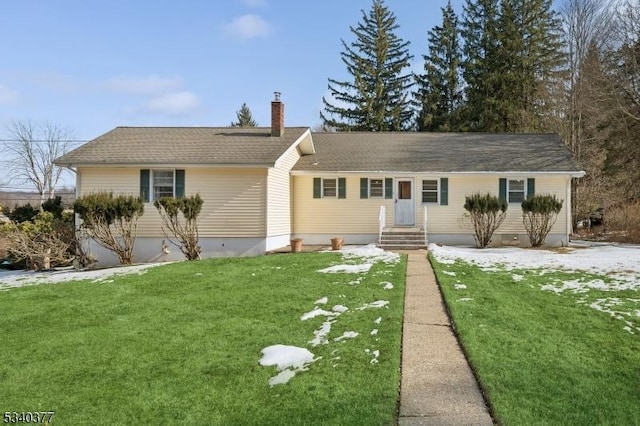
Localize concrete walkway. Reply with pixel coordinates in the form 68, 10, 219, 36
398, 250, 494, 425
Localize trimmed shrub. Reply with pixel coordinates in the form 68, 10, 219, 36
74, 192, 144, 265
521, 194, 563, 247
463, 193, 508, 248
154, 194, 203, 260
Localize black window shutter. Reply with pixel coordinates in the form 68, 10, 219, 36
175, 169, 185, 198
360, 178, 368, 199
338, 178, 346, 199
440, 178, 449, 206
385, 178, 393, 199
313, 178, 322, 198
499, 178, 507, 202
527, 178, 535, 198
140, 169, 150, 202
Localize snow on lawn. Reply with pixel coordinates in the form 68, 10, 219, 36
259, 345, 319, 387
430, 242, 640, 334
429, 242, 640, 291
318, 244, 400, 275
260, 245, 397, 386
0, 263, 168, 290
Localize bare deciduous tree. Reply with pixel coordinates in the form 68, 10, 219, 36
3, 120, 75, 206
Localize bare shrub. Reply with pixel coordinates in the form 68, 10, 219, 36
603, 202, 640, 243
2, 211, 74, 270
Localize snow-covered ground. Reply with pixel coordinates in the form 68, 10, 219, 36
260, 244, 397, 386
0, 263, 168, 290
430, 242, 640, 334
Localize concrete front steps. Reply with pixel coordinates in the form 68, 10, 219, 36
378, 227, 428, 250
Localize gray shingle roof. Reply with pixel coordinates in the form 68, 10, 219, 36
293, 132, 582, 173
55, 127, 310, 166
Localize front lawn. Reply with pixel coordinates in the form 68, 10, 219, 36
0, 247, 406, 425
430, 244, 640, 425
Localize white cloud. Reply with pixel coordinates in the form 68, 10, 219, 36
106, 75, 183, 96
223, 14, 271, 40
143, 91, 201, 116
0, 83, 18, 104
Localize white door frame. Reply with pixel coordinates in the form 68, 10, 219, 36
394, 178, 415, 226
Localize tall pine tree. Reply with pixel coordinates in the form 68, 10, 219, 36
415, 1, 463, 131
321, 0, 414, 131
461, 0, 565, 132
231, 103, 258, 127
461, 0, 502, 131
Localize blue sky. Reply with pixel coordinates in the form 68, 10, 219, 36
0, 0, 463, 189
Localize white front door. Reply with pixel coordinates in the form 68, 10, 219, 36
395, 179, 414, 226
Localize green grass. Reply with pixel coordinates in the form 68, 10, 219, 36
430, 256, 640, 425
0, 252, 406, 425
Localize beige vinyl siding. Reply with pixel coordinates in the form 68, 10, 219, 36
186, 168, 266, 237
293, 174, 570, 236
266, 146, 300, 237
424, 175, 568, 235
293, 175, 395, 234
78, 167, 267, 238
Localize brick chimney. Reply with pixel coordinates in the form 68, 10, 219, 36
271, 92, 284, 137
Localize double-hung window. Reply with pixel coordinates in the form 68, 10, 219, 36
313, 177, 346, 199
153, 170, 175, 200
422, 180, 438, 203
323, 178, 337, 197
499, 178, 535, 203
508, 179, 526, 203
140, 169, 185, 202
360, 178, 393, 199
369, 179, 383, 197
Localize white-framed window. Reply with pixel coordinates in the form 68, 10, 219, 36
323, 178, 337, 197
508, 179, 525, 203
141, 169, 185, 202
369, 179, 384, 197
153, 170, 175, 200
422, 179, 438, 203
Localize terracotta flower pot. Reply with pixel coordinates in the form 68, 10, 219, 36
291, 238, 303, 253
330, 237, 344, 251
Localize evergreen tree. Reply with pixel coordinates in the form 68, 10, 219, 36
231, 103, 258, 127
415, 1, 463, 131
461, 0, 565, 132
321, 0, 414, 131
508, 0, 565, 132
461, 0, 502, 131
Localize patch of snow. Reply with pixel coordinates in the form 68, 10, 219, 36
332, 305, 348, 313
458, 298, 474, 302
357, 300, 389, 310
442, 271, 456, 276
318, 264, 373, 274
309, 320, 334, 346
339, 244, 400, 264
371, 329, 378, 335
314, 296, 328, 305
348, 277, 364, 285
334, 331, 359, 342
300, 308, 337, 321
370, 349, 380, 364
374, 317, 382, 324
381, 281, 394, 290
454, 284, 467, 290
0, 263, 168, 289
259, 345, 318, 387
429, 243, 640, 290
512, 274, 524, 282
